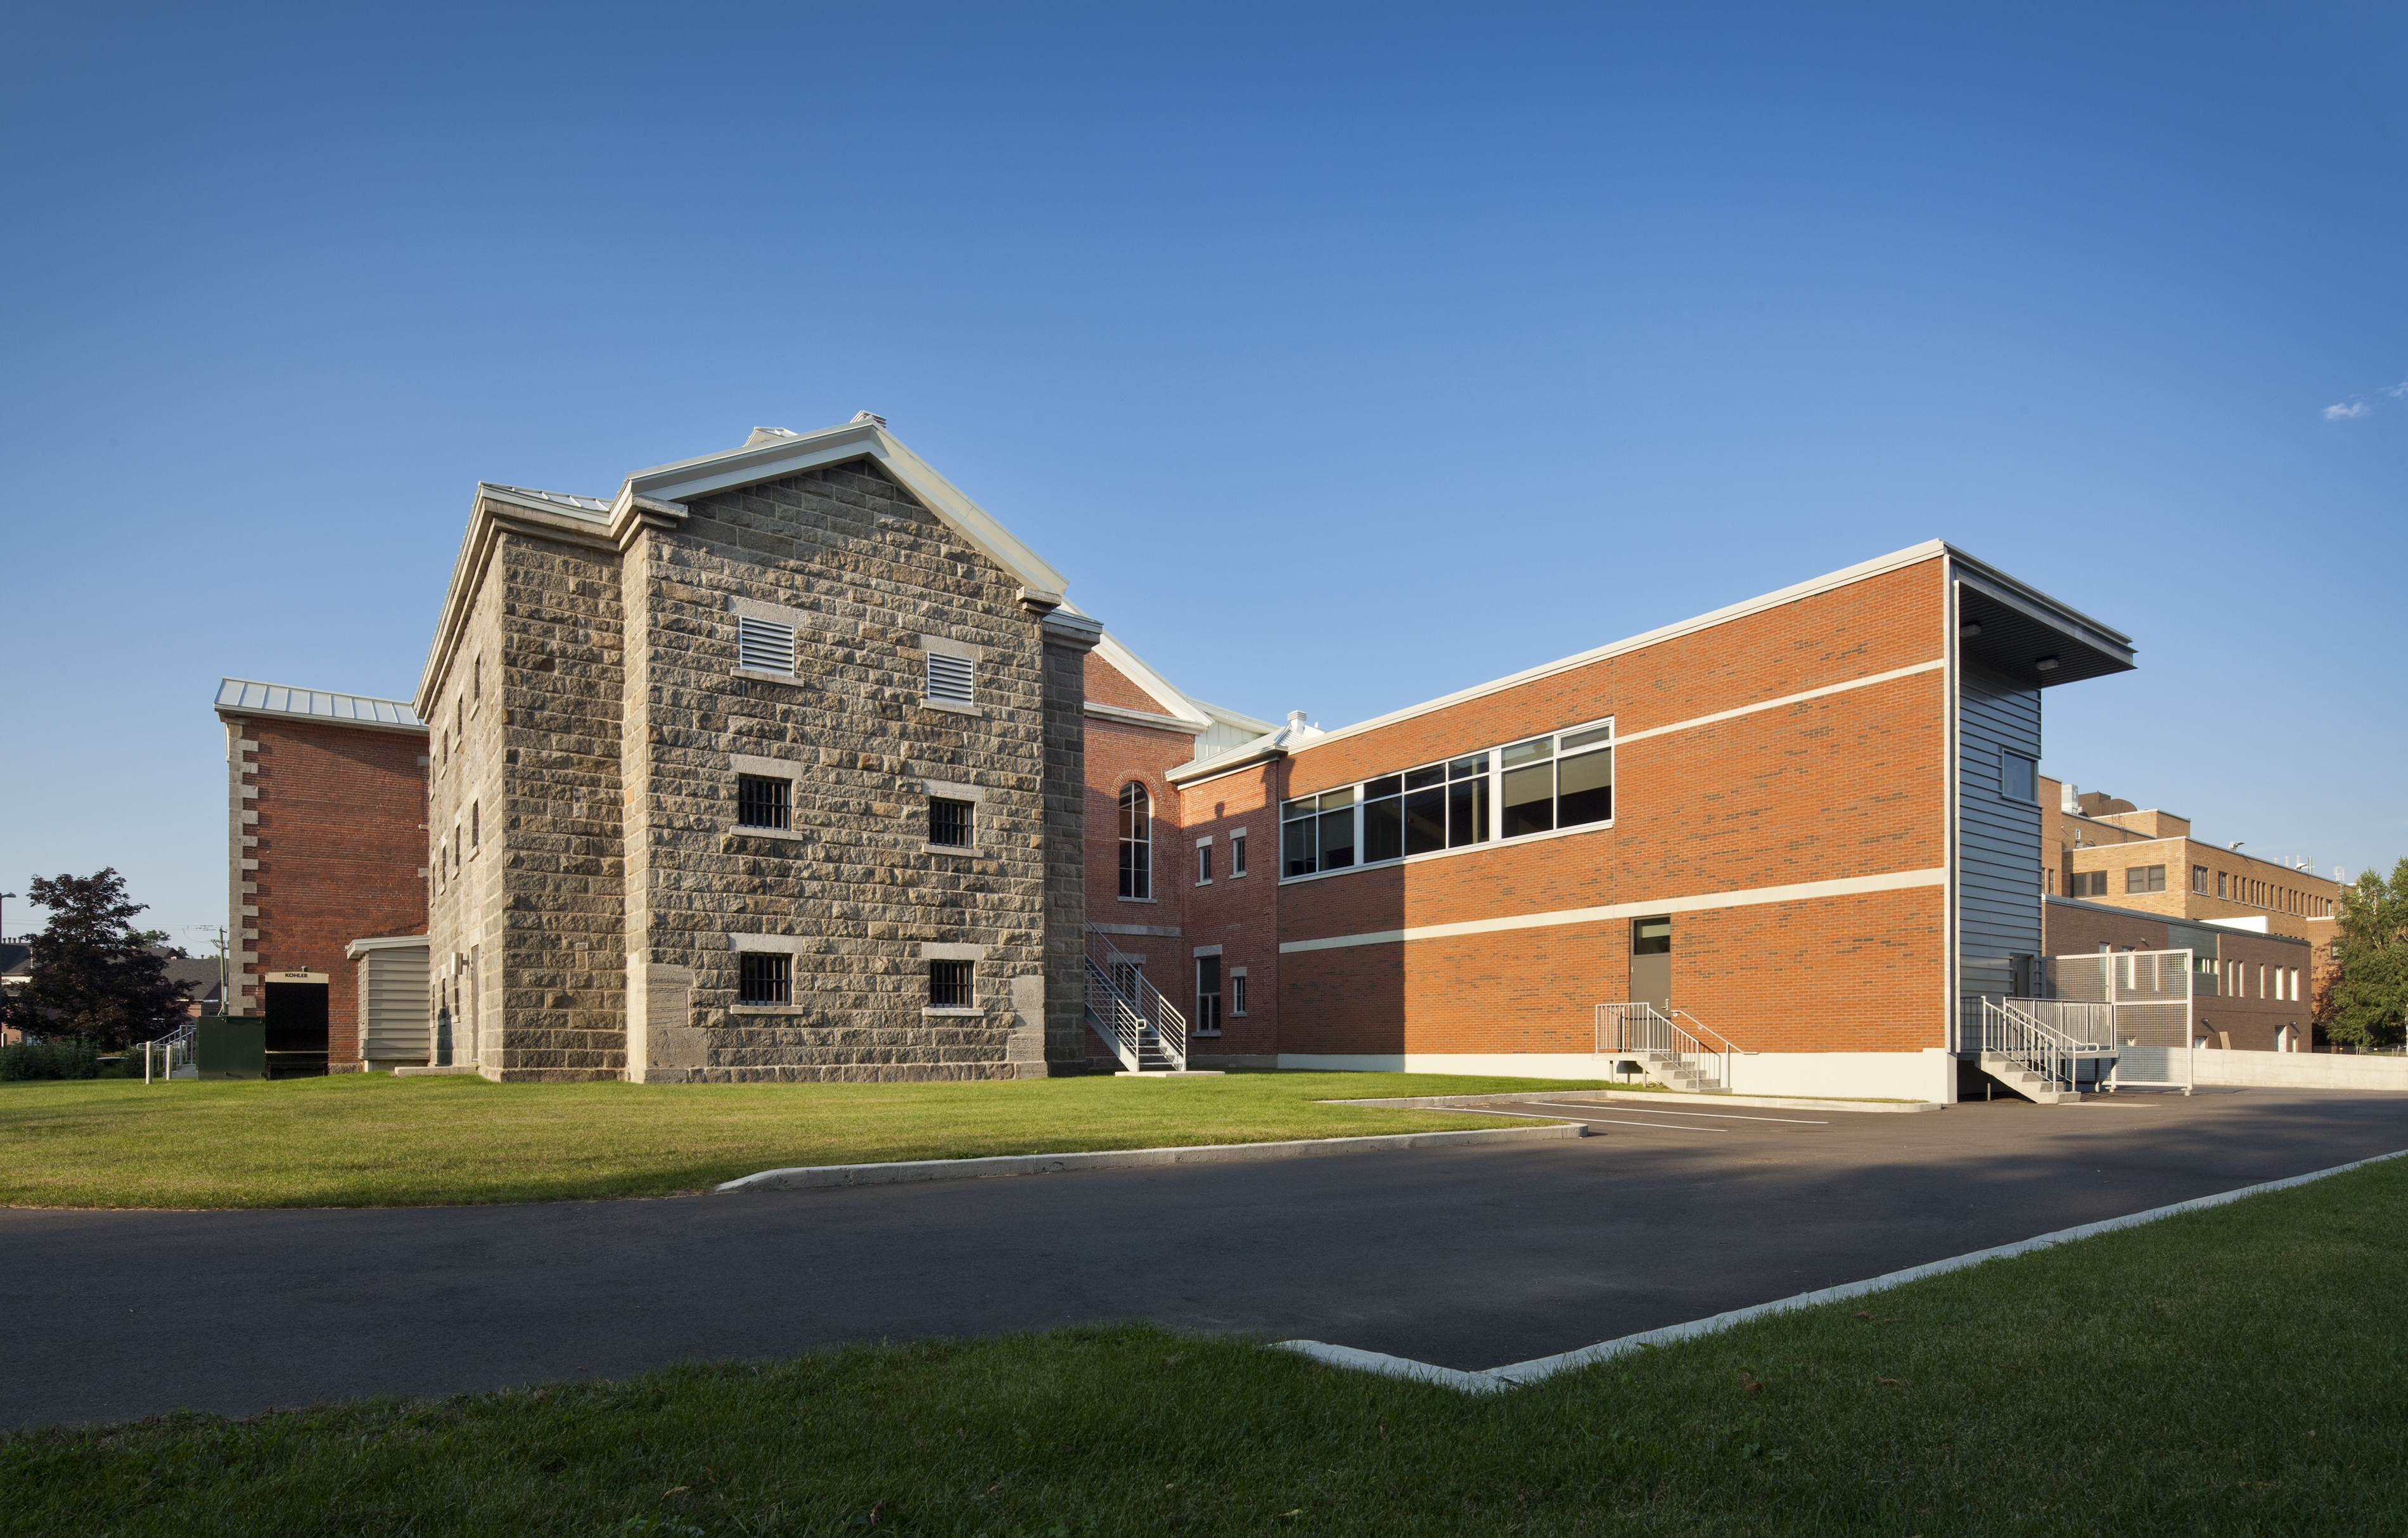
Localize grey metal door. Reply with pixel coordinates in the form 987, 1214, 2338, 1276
1629, 916, 1672, 1009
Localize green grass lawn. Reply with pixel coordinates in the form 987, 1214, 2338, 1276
0, 1071, 1591, 1209
9, 1151, 2403, 1535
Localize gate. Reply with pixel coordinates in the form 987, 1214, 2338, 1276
2050, 949, 2195, 1094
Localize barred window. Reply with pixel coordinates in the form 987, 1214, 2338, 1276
929, 959, 973, 1008
739, 952, 790, 1006
739, 615, 798, 675
926, 651, 975, 705
738, 775, 791, 830
929, 797, 973, 847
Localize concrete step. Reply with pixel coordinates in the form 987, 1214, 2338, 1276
1979, 1053, 2084, 1104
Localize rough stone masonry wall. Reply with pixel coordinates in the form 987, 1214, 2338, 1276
624, 459, 1051, 1082
489, 532, 627, 1080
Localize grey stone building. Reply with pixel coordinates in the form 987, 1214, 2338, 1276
415, 414, 1102, 1082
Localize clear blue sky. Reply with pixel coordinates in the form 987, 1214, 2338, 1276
3, 3, 2401, 945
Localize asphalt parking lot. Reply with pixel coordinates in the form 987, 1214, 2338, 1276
5, 1086, 2404, 1429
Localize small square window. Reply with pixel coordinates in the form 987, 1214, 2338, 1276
929, 959, 973, 1008
739, 952, 790, 1006
738, 775, 791, 830
926, 651, 975, 705
930, 797, 973, 847
2001, 751, 2037, 804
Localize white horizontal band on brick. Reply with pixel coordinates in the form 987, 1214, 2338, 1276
1278, 866, 1948, 955
1193, 944, 1223, 958
727, 933, 809, 954
923, 779, 987, 801
920, 941, 986, 961
1604, 658, 1945, 749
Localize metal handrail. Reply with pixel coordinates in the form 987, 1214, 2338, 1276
1596, 1001, 1733, 1092
1083, 926, 1188, 1072
1980, 997, 2113, 1094
1670, 1009, 1754, 1057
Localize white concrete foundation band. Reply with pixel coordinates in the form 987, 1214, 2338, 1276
1276, 1049, 1959, 1103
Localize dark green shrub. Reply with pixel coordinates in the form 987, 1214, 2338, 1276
0, 1040, 101, 1081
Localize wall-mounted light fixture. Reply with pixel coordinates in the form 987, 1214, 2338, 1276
2035, 655, 2061, 672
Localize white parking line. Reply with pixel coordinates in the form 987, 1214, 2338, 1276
1451, 1107, 1722, 1135
1516, 1099, 1829, 1126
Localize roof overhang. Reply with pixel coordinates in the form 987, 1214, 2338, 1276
1950, 549, 2135, 689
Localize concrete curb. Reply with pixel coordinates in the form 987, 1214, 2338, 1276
715, 1122, 1588, 1194
1325, 1089, 1947, 1115
1277, 1144, 2408, 1394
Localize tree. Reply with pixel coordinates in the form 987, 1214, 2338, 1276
2320, 858, 2408, 1053
0, 869, 190, 1050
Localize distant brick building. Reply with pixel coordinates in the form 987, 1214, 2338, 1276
2036, 772, 2341, 996
214, 681, 430, 1073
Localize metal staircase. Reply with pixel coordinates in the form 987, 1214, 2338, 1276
1977, 998, 2117, 1104
1595, 1003, 1748, 1093
1083, 925, 1188, 1074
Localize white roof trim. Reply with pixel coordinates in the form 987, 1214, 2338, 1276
345, 934, 432, 958
1087, 630, 1211, 727
1291, 541, 2120, 759
621, 419, 1066, 598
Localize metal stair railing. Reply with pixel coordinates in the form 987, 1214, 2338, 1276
1595, 1002, 1746, 1093
1980, 997, 2113, 1095
1083, 925, 1188, 1073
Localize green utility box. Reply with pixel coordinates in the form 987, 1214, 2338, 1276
194, 1016, 266, 1080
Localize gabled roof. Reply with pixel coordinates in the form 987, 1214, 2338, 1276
418, 416, 1072, 713
618, 416, 1066, 598
217, 678, 426, 734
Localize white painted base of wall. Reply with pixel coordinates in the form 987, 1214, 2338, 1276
2189, 1051, 2408, 1092
1277, 1049, 1957, 1103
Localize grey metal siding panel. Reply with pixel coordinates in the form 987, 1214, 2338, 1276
361, 947, 432, 1060
1956, 659, 2042, 1004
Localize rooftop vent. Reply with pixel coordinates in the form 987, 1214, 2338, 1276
852, 411, 888, 428
743, 426, 800, 448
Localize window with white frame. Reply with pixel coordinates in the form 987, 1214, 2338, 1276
1119, 783, 1153, 898
1282, 719, 1613, 880
1230, 828, 1247, 877
1229, 966, 1248, 1016
1196, 837, 1213, 885
739, 615, 798, 675
1194, 954, 1222, 1035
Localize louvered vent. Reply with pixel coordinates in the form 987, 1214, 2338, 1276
926, 651, 975, 705
738, 616, 797, 675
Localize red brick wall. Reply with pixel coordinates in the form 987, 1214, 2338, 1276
1275, 558, 1950, 1058
241, 717, 429, 1067
2042, 901, 2314, 1053
1171, 759, 1281, 1059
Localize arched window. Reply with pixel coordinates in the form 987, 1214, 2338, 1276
1118, 783, 1153, 899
